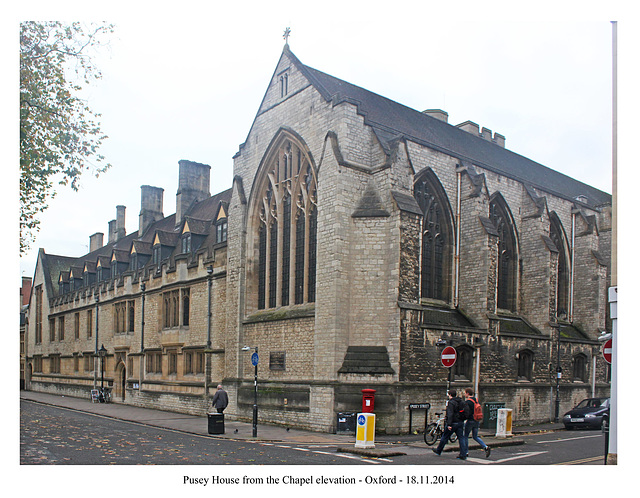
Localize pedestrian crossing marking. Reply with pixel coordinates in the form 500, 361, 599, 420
466, 451, 547, 464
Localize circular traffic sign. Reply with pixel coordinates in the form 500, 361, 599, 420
602, 338, 612, 364
441, 346, 457, 367
251, 352, 259, 366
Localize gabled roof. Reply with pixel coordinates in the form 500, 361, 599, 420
130, 240, 152, 255
278, 46, 610, 210
182, 217, 210, 236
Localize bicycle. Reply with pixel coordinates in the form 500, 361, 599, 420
424, 412, 458, 446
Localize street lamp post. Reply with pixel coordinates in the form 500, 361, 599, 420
93, 294, 99, 389
98, 344, 107, 402
242, 345, 259, 437
140, 283, 146, 353
140, 282, 146, 389
206, 266, 213, 349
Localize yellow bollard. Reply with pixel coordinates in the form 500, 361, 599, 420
355, 413, 376, 449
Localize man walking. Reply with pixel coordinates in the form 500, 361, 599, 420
432, 389, 467, 459
463, 387, 491, 458
211, 384, 229, 413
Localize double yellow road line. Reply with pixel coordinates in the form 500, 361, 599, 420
554, 455, 604, 465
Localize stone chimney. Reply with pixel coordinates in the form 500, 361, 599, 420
456, 120, 480, 136
139, 185, 164, 236
176, 160, 211, 227
422, 109, 448, 123
457, 121, 505, 147
108, 220, 116, 244
116, 205, 126, 241
89, 232, 104, 252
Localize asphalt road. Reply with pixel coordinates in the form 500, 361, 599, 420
20, 400, 606, 466
20, 400, 374, 465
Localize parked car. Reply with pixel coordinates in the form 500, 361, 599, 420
563, 397, 610, 430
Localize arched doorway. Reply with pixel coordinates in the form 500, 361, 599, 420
115, 362, 126, 401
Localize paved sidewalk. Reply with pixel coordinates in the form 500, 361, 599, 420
20, 390, 564, 458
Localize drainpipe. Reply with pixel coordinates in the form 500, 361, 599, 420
591, 354, 597, 398
454, 171, 462, 307
474, 348, 481, 396
569, 212, 576, 322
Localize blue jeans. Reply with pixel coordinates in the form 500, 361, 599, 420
435, 421, 465, 456
463, 419, 487, 456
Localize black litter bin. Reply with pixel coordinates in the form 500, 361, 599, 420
208, 412, 225, 434
336, 412, 356, 434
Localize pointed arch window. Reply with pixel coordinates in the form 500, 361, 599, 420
490, 194, 518, 312
413, 169, 453, 302
517, 349, 534, 381
254, 133, 317, 310
453, 345, 474, 381
550, 213, 570, 319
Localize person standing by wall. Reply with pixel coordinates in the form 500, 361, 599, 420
211, 384, 229, 413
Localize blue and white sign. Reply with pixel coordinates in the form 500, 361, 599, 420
251, 352, 259, 366
357, 414, 366, 426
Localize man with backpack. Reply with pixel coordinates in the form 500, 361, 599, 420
432, 389, 469, 459
462, 387, 491, 458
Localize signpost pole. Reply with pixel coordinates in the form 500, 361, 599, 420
252, 349, 259, 437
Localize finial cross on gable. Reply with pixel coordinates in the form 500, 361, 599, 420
283, 27, 291, 44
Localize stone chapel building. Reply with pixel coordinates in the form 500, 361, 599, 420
25, 45, 611, 433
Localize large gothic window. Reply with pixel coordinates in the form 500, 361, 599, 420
550, 212, 570, 319
414, 169, 453, 302
254, 133, 317, 310
489, 194, 518, 312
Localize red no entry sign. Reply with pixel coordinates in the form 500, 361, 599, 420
441, 346, 457, 368
602, 338, 612, 364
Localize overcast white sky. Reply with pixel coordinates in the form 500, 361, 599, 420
5, 0, 640, 489
7, 2, 636, 281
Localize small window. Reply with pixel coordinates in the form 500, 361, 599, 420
58, 316, 65, 341
50, 355, 61, 374
184, 350, 204, 375
74, 313, 80, 339
49, 318, 56, 342
517, 350, 534, 381
181, 234, 191, 254
573, 354, 588, 382
279, 72, 289, 98
453, 346, 473, 381
87, 309, 93, 338
167, 350, 177, 375
153, 246, 161, 265
216, 220, 228, 244
145, 352, 162, 374
128, 301, 135, 332
182, 289, 190, 326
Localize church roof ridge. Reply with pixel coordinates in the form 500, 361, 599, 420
285, 49, 610, 209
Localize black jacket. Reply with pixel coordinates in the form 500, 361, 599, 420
446, 396, 464, 425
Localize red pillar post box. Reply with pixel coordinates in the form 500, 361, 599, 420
361, 389, 376, 413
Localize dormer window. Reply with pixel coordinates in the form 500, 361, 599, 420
153, 245, 161, 265
181, 233, 192, 254
215, 204, 228, 244
216, 220, 227, 244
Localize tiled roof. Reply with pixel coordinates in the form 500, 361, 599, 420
285, 47, 611, 210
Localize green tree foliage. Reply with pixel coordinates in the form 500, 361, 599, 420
20, 21, 114, 254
